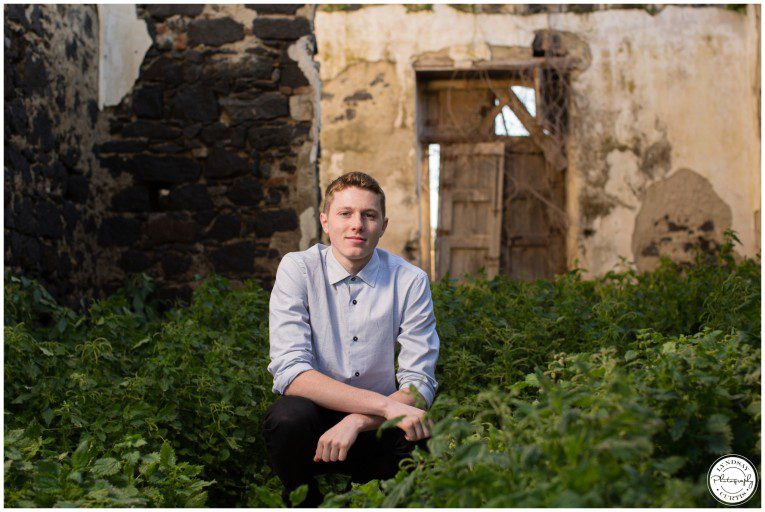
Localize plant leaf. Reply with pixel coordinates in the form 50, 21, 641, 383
289, 484, 308, 506
91, 457, 120, 477
159, 441, 176, 467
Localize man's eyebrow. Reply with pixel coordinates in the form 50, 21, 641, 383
335, 206, 378, 213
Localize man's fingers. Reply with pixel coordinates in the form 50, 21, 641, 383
416, 416, 434, 439
409, 421, 421, 441
316, 438, 353, 462
329, 443, 341, 462
396, 410, 436, 441
417, 417, 430, 438
400, 415, 434, 441
404, 420, 419, 441
320, 441, 332, 462
413, 420, 426, 441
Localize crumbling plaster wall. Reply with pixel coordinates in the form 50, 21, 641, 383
316, 4, 760, 275
568, 5, 760, 274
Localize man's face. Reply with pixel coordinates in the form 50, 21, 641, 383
320, 186, 388, 263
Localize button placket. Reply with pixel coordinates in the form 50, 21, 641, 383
348, 277, 361, 378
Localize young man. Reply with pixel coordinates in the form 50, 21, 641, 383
263, 171, 439, 506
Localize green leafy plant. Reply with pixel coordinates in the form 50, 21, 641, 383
4, 233, 760, 507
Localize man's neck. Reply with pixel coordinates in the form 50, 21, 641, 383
331, 245, 373, 276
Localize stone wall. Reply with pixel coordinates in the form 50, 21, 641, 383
95, 4, 320, 303
5, 4, 321, 307
5, 5, 102, 304
316, 4, 760, 276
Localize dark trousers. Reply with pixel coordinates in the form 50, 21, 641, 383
262, 395, 428, 507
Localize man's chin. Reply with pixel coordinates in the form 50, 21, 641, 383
338, 246, 372, 260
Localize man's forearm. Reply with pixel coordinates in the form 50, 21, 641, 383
344, 388, 420, 432
284, 369, 393, 417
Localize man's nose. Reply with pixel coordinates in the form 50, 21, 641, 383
350, 213, 364, 230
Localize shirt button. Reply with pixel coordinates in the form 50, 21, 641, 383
355, 371, 360, 377
351, 277, 356, 281
352, 299, 357, 305
353, 336, 358, 341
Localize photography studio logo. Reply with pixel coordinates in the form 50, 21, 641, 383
707, 454, 758, 505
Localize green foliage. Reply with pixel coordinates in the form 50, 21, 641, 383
5, 273, 273, 506
4, 234, 760, 507
610, 4, 662, 16
431, 233, 759, 401
4, 430, 212, 507
448, 4, 476, 14
324, 331, 758, 507
320, 4, 363, 13
725, 5, 748, 14
404, 4, 433, 13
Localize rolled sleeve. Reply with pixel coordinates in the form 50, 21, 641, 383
268, 254, 316, 395
396, 272, 440, 408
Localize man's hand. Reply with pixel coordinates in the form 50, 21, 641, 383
313, 415, 362, 463
382, 400, 434, 442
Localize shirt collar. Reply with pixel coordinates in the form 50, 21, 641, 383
325, 246, 380, 287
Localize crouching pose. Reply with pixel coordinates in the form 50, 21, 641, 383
263, 172, 439, 507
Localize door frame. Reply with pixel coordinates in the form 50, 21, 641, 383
415, 66, 569, 281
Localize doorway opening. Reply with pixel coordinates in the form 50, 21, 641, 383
428, 143, 440, 278
416, 67, 570, 282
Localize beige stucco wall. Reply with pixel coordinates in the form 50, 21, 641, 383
316, 5, 760, 276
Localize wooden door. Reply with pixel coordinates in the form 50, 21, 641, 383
501, 140, 567, 280
436, 142, 504, 280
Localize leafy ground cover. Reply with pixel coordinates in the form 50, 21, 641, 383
4, 234, 760, 507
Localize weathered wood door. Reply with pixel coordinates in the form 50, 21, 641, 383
419, 73, 568, 282
501, 139, 567, 280
436, 142, 504, 280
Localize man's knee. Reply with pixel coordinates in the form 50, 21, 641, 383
263, 395, 322, 435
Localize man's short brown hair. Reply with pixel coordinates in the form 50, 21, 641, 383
323, 171, 386, 218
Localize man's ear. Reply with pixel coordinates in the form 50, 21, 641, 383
381, 217, 388, 236
319, 211, 329, 234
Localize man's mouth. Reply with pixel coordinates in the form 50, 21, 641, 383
347, 237, 366, 241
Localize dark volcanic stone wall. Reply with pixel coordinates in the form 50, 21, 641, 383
5, 4, 320, 307
96, 4, 319, 303
5, 5, 102, 305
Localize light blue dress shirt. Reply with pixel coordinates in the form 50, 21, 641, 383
268, 243, 440, 407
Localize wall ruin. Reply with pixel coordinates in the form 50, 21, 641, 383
5, 4, 321, 307
5, 5, 102, 302
315, 4, 760, 276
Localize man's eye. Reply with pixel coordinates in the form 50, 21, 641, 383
339, 212, 350, 216
365, 213, 377, 218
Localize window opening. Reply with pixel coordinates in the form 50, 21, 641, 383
494, 85, 536, 136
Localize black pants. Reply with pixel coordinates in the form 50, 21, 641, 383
262, 395, 428, 507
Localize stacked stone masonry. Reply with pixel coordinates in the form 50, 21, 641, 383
5, 4, 320, 308
5, 5, 101, 305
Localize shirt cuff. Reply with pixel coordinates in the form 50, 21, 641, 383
398, 379, 435, 409
272, 362, 315, 396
